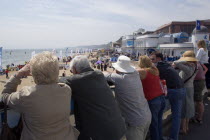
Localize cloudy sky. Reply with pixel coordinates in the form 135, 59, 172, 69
0, 0, 209, 49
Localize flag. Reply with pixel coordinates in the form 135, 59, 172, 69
196, 20, 201, 30
0, 47, 2, 68
59, 50, 63, 59
65, 48, 69, 57
31, 51, 36, 58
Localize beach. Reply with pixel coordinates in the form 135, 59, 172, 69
0, 66, 72, 93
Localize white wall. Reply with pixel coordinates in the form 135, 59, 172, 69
192, 33, 209, 53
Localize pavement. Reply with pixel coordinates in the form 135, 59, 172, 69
179, 97, 210, 140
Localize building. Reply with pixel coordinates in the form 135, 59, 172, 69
155, 19, 210, 36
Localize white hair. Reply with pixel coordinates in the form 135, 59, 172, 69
30, 51, 59, 85
69, 55, 91, 73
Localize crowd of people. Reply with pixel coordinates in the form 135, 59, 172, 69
0, 40, 209, 140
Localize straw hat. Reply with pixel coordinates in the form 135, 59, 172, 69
112, 55, 135, 73
178, 51, 198, 62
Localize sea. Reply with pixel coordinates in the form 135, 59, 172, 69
1, 48, 89, 69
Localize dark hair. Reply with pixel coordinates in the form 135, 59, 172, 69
155, 52, 164, 61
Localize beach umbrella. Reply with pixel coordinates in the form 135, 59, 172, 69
96, 60, 102, 64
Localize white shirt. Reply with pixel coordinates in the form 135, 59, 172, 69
196, 48, 209, 64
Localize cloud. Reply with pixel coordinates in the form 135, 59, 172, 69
0, 0, 209, 49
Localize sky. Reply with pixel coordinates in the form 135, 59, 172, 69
0, 0, 209, 49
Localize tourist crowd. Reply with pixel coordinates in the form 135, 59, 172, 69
0, 40, 209, 140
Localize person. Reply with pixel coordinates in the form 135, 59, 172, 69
100, 62, 104, 71
1, 52, 78, 140
60, 55, 126, 140
193, 61, 208, 124
137, 55, 165, 140
173, 51, 198, 134
104, 62, 108, 71
196, 40, 209, 64
62, 71, 66, 77
5, 69, 9, 78
104, 55, 151, 140
196, 40, 210, 91
150, 52, 185, 140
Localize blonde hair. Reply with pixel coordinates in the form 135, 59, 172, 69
197, 40, 207, 51
139, 55, 159, 76
30, 51, 59, 85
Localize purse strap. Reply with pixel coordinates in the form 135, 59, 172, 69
184, 65, 197, 83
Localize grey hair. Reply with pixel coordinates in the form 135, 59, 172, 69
30, 51, 59, 85
69, 55, 91, 73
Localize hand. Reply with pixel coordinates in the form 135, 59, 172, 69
16, 64, 31, 78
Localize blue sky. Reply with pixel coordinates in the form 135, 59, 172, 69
0, 0, 209, 49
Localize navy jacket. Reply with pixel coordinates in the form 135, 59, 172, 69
157, 61, 184, 89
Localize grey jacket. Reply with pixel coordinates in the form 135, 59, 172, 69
104, 71, 151, 127
174, 61, 197, 87
1, 76, 78, 140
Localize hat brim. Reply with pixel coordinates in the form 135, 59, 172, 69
112, 63, 136, 73
178, 57, 198, 62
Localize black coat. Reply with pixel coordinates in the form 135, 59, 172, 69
157, 61, 184, 89
60, 68, 126, 140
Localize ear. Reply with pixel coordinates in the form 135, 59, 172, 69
73, 67, 79, 74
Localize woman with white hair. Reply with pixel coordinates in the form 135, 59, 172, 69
60, 55, 126, 140
1, 52, 78, 140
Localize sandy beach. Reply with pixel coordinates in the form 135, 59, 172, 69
0, 64, 73, 93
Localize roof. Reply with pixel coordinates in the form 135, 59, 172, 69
156, 19, 210, 31
192, 26, 209, 34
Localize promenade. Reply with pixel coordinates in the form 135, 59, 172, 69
179, 97, 210, 140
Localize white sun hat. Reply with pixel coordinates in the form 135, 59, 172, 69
112, 55, 135, 73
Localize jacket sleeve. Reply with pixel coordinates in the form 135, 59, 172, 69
1, 76, 25, 112
174, 61, 191, 74
103, 72, 116, 84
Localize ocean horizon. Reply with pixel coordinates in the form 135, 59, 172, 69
1, 48, 93, 69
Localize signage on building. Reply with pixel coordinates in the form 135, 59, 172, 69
127, 40, 134, 47
196, 20, 201, 30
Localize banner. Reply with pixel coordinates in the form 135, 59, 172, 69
0, 47, 2, 68
52, 49, 56, 55
59, 50, 63, 59
196, 20, 201, 30
127, 40, 134, 47
65, 48, 69, 57
31, 51, 36, 58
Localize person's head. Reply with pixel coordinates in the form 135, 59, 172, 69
112, 55, 135, 73
30, 51, 59, 85
150, 52, 163, 63
139, 55, 153, 68
139, 55, 159, 75
178, 50, 197, 64
69, 55, 91, 74
197, 40, 207, 51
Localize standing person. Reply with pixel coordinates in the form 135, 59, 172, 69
196, 40, 210, 91
104, 62, 108, 71
5, 69, 9, 78
62, 71, 66, 77
104, 55, 151, 140
137, 55, 165, 140
60, 55, 126, 140
193, 62, 208, 124
196, 40, 209, 64
100, 62, 104, 71
150, 52, 185, 140
1, 52, 78, 140
173, 51, 198, 134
